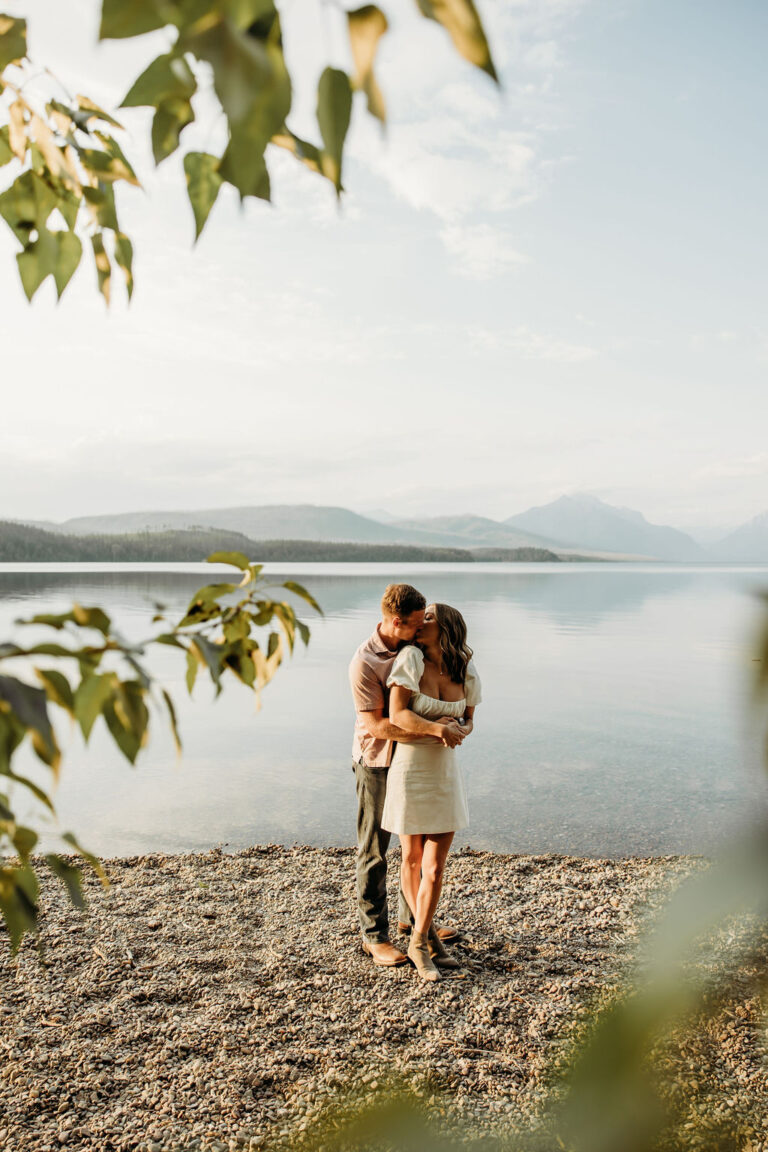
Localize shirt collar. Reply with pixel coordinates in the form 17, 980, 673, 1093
368, 623, 399, 656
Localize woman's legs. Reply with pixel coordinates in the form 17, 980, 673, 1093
399, 834, 425, 924
413, 832, 454, 934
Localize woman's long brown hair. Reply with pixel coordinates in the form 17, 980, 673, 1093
433, 603, 473, 685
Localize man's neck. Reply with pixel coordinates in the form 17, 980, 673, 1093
377, 621, 400, 652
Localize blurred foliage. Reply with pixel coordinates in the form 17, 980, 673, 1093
0, 553, 320, 953
0, 14, 136, 303
0, 1, 498, 301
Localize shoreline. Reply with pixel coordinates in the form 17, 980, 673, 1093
2, 847, 766, 1152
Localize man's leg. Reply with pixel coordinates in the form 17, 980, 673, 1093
354, 760, 391, 942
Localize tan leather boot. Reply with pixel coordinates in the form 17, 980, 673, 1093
407, 930, 440, 982
428, 924, 461, 969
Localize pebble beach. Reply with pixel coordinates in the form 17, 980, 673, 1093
1, 846, 767, 1152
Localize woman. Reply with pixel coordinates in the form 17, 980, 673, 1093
381, 603, 481, 981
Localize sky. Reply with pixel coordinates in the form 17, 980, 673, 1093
1, 0, 767, 531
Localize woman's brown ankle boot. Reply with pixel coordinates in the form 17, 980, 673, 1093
428, 924, 461, 968
408, 930, 440, 982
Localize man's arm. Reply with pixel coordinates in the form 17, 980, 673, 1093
387, 685, 466, 747
359, 705, 464, 748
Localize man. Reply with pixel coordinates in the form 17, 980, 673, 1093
349, 583, 466, 966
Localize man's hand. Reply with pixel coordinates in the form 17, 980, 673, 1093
437, 720, 465, 748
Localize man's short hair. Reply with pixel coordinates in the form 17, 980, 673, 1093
381, 583, 426, 619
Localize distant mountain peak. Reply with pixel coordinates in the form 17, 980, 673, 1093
505, 495, 702, 560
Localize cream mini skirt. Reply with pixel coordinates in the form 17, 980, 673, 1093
382, 743, 469, 835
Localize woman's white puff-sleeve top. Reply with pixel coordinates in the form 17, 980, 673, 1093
387, 645, 425, 693
387, 645, 482, 705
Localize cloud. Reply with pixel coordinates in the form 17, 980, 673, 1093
468, 324, 598, 362
696, 454, 768, 480
440, 223, 527, 279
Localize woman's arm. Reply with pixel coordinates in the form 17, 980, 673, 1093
459, 704, 475, 735
389, 685, 465, 747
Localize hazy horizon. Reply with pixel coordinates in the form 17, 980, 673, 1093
6, 491, 766, 540
2, 1, 767, 528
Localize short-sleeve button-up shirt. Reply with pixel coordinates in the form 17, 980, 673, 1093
349, 625, 399, 768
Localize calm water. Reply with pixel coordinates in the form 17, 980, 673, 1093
2, 562, 767, 857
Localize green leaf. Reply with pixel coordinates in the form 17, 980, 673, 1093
162, 688, 182, 755
181, 15, 290, 200
4, 770, 55, 813
191, 636, 223, 694
236, 0, 281, 35
0, 712, 26, 776
225, 648, 256, 687
61, 831, 108, 885
206, 550, 251, 570
52, 230, 82, 298
223, 611, 250, 643
0, 14, 26, 71
75, 95, 125, 130
19, 610, 76, 630
54, 185, 81, 232
79, 133, 139, 186
0, 864, 39, 954
45, 854, 85, 910
281, 580, 323, 615
153, 633, 186, 649
121, 51, 196, 109
16, 231, 56, 302
102, 681, 149, 764
188, 582, 238, 606
152, 96, 194, 163
218, 124, 271, 200
0, 125, 13, 167
0, 169, 59, 245
72, 604, 112, 634
316, 67, 352, 194
11, 823, 38, 860
92, 233, 111, 305
100, 0, 170, 40
83, 183, 119, 231
0, 675, 58, 767
35, 669, 75, 715
73, 672, 114, 740
270, 127, 322, 176
13, 214, 81, 302
97, 130, 141, 180
183, 151, 223, 240
186, 646, 199, 694
49, 96, 124, 134
183, 17, 289, 128
347, 5, 389, 123
22, 643, 78, 658
415, 0, 498, 83
113, 231, 134, 300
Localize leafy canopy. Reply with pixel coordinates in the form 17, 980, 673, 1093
0, 1, 498, 302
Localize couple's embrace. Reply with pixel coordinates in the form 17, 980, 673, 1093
349, 583, 481, 982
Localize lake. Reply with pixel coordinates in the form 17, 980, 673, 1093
2, 561, 767, 857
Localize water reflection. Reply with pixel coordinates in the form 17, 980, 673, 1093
1, 562, 767, 857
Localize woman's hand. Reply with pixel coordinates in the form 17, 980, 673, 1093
436, 720, 465, 748
459, 717, 473, 736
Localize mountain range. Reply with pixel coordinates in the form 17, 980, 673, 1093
15, 495, 768, 562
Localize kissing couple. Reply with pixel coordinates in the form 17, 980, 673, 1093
349, 583, 481, 982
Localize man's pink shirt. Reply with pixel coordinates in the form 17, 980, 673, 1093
349, 625, 400, 768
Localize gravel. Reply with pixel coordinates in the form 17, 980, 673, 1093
1, 846, 766, 1151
